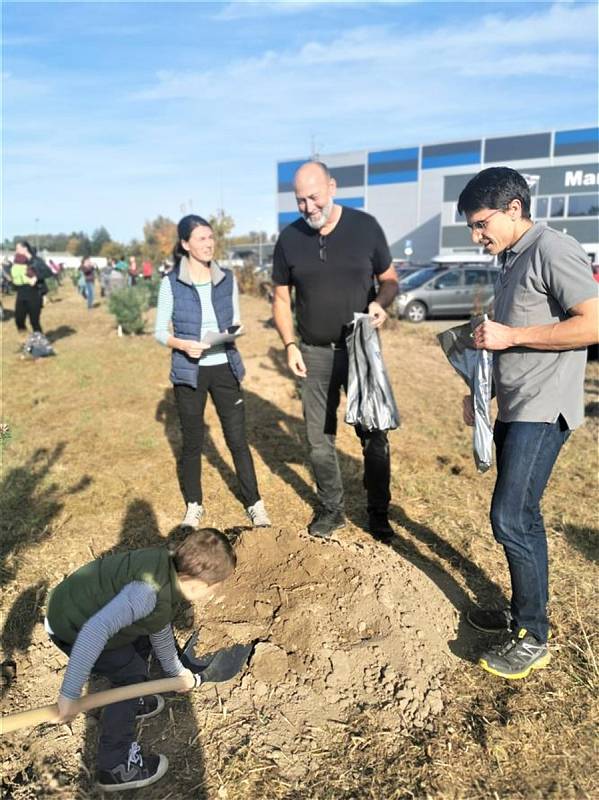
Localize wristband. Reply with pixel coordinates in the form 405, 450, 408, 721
284, 341, 297, 350
193, 672, 202, 688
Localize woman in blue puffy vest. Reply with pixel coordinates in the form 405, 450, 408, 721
155, 214, 271, 528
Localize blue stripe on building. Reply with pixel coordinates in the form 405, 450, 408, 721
368, 148, 418, 165
368, 148, 418, 185
278, 211, 300, 228
339, 197, 364, 208
278, 159, 306, 184
369, 170, 418, 185
555, 127, 599, 145
422, 151, 480, 169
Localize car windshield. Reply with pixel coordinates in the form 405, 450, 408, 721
401, 267, 443, 289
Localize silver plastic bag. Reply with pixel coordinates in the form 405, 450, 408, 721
437, 315, 493, 472
345, 313, 400, 432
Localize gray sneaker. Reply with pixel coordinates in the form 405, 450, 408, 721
478, 628, 550, 680
181, 502, 204, 529
246, 499, 271, 527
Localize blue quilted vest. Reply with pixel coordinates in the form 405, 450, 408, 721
168, 260, 245, 388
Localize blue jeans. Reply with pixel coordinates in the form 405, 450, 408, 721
490, 417, 570, 643
85, 281, 94, 309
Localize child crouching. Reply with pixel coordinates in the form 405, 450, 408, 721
45, 529, 235, 792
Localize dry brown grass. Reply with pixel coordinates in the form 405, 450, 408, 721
1, 283, 598, 799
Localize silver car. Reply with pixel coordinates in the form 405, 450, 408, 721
395, 266, 499, 323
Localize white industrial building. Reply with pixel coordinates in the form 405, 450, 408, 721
277, 126, 598, 264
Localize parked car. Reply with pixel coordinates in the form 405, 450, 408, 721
395, 266, 422, 284
395, 266, 499, 322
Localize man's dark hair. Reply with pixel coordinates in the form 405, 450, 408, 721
457, 167, 531, 219
172, 528, 236, 585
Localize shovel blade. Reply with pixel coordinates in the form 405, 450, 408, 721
180, 634, 254, 683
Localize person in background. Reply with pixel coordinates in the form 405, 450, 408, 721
459, 167, 598, 680
115, 255, 128, 273
272, 161, 398, 540
142, 258, 153, 281
128, 256, 138, 286
11, 240, 51, 334
154, 214, 271, 529
80, 256, 96, 310
100, 259, 114, 297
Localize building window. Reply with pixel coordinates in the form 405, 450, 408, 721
454, 205, 465, 223
568, 193, 599, 217
550, 196, 565, 218
534, 196, 548, 218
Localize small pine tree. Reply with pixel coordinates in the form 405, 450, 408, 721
108, 287, 148, 334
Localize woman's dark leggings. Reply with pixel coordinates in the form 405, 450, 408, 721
15, 286, 43, 332
174, 364, 260, 507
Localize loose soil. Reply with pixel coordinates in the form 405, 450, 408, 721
1, 285, 597, 799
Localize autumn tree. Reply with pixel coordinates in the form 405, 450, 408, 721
142, 216, 177, 264
208, 210, 235, 260
99, 240, 126, 260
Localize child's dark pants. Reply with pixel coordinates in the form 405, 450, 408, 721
52, 634, 151, 770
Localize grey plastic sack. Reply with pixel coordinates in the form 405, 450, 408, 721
437, 315, 493, 472
345, 313, 400, 432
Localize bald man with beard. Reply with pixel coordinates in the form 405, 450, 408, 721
272, 161, 398, 541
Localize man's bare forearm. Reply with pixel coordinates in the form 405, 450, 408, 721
272, 295, 296, 346
512, 313, 598, 350
375, 278, 399, 309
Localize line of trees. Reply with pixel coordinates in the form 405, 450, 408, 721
3, 209, 242, 264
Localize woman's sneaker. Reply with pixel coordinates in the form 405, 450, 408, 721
96, 742, 168, 792
246, 499, 271, 527
181, 502, 204, 529
135, 694, 164, 721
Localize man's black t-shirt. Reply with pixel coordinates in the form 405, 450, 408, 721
272, 206, 392, 346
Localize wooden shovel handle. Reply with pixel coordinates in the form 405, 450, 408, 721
1, 674, 188, 735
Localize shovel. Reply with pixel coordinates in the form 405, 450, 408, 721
1, 637, 255, 735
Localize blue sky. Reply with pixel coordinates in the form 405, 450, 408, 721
3, 0, 598, 242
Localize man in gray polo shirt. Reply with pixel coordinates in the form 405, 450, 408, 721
457, 167, 598, 680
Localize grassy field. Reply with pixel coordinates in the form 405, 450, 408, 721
1, 282, 597, 799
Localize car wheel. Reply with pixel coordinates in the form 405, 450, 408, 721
405, 300, 427, 323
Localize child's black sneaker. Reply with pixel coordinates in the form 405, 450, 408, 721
135, 693, 165, 721
478, 629, 550, 680
96, 742, 168, 792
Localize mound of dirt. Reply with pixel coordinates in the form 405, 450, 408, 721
195, 526, 458, 781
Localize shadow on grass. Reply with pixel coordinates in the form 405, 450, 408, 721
45, 325, 77, 343
0, 443, 92, 585
561, 523, 599, 564
0, 581, 47, 696
76, 498, 206, 798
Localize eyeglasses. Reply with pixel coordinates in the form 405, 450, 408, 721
319, 234, 327, 262
467, 208, 503, 231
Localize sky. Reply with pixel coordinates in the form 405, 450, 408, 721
3, 0, 598, 243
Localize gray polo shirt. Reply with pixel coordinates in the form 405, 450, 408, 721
493, 223, 597, 429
